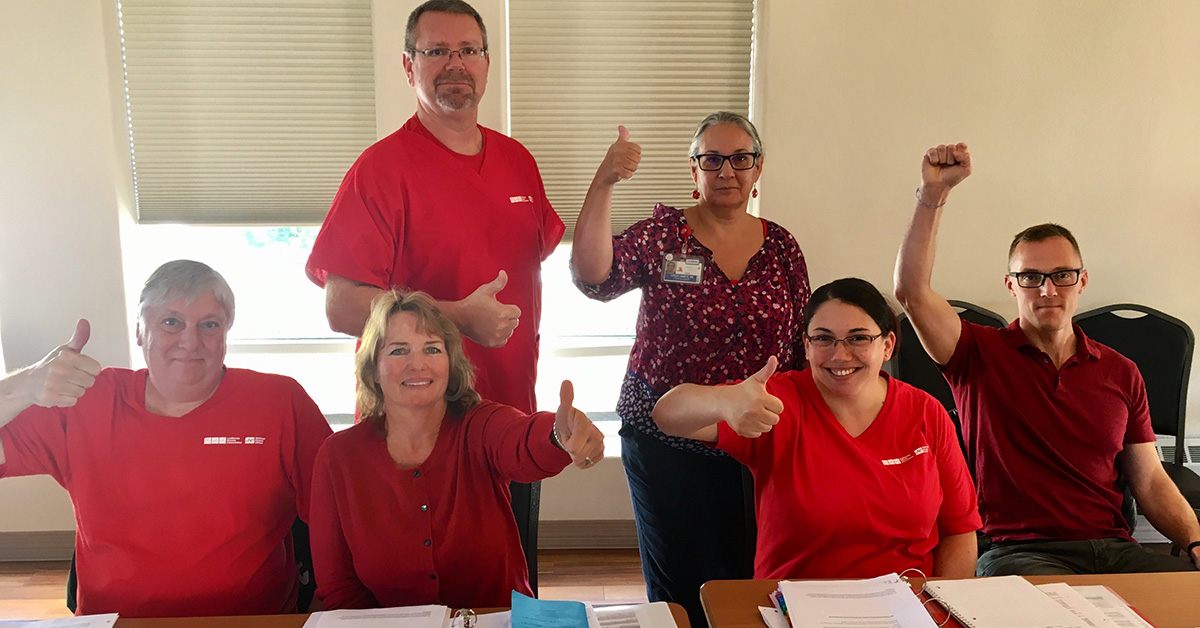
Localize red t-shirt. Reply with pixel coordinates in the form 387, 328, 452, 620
717, 369, 980, 579
310, 401, 571, 609
0, 368, 332, 617
306, 115, 564, 414
942, 320, 1154, 542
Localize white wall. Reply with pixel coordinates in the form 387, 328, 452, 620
0, 1, 131, 532
756, 0, 1200, 430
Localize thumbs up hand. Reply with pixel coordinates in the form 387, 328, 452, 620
726, 356, 784, 438
456, 271, 523, 348
597, 125, 642, 185
552, 380, 605, 468
27, 319, 102, 408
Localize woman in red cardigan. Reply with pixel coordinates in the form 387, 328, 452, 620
309, 290, 605, 609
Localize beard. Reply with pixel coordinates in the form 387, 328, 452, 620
434, 70, 478, 111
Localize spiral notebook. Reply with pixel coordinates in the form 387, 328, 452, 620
924, 576, 1090, 628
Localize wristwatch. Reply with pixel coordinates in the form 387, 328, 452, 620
549, 426, 568, 452
1186, 540, 1200, 565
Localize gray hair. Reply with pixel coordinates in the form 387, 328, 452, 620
404, 0, 488, 53
688, 111, 764, 158
138, 260, 235, 329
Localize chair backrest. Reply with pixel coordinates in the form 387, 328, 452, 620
1074, 304, 1195, 466
509, 480, 541, 596
893, 300, 1008, 412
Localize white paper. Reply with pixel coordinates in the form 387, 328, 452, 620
758, 606, 789, 628
779, 573, 937, 628
0, 615, 118, 628
925, 576, 1088, 628
1036, 583, 1120, 628
1070, 586, 1155, 628
303, 604, 450, 628
592, 602, 678, 628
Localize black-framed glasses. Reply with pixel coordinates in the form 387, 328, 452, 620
691, 152, 760, 171
407, 46, 488, 61
1008, 269, 1083, 288
805, 333, 883, 349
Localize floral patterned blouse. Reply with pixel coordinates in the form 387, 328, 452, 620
574, 204, 811, 454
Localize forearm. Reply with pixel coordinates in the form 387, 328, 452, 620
1136, 473, 1200, 553
0, 368, 36, 430
653, 384, 727, 441
571, 175, 617, 285
932, 531, 978, 578
324, 275, 385, 338
893, 186, 949, 309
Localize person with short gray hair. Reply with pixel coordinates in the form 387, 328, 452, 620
0, 259, 332, 617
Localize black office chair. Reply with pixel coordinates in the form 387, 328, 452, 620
892, 300, 1008, 454
891, 301, 1006, 555
66, 517, 317, 613
510, 480, 541, 596
1074, 304, 1200, 552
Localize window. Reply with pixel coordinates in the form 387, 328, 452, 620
115, 0, 375, 224
508, 0, 756, 239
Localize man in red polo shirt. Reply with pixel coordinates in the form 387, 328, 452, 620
894, 143, 1200, 575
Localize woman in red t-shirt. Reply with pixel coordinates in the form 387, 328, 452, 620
655, 278, 980, 580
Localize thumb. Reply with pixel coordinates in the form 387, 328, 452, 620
751, 355, 778, 384
67, 318, 91, 352
616, 125, 630, 142
557, 380, 575, 418
483, 270, 508, 295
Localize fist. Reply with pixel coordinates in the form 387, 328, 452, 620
554, 380, 605, 468
28, 319, 102, 408
598, 125, 641, 185
921, 143, 972, 193
726, 357, 783, 438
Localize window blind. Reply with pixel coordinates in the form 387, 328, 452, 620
117, 0, 376, 224
509, 0, 755, 240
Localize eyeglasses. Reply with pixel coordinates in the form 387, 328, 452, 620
691, 152, 760, 171
408, 46, 488, 62
1008, 269, 1083, 288
805, 333, 883, 349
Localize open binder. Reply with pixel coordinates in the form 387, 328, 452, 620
774, 574, 1154, 628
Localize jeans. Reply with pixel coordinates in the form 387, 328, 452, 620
977, 538, 1196, 575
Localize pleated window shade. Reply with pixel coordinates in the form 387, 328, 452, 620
509, 0, 754, 241
116, 0, 376, 225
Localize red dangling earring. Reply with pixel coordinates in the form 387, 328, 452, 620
692, 190, 700, 200
752, 188, 758, 198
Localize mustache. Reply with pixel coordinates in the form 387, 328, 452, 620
435, 71, 475, 87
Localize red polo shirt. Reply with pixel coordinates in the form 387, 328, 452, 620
941, 320, 1154, 542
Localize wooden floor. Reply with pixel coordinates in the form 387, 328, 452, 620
0, 549, 647, 620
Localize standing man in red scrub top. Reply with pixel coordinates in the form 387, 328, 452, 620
306, 1, 564, 569
307, 0, 563, 415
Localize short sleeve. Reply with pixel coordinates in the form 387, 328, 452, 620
1122, 366, 1155, 444
534, 170, 565, 261
0, 406, 71, 486
283, 379, 334, 522
572, 206, 674, 301
939, 319, 977, 383
306, 151, 403, 290
929, 399, 982, 536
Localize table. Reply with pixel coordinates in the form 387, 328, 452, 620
700, 572, 1200, 628
115, 603, 692, 628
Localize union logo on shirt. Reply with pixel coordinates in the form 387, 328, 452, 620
881, 445, 930, 466
509, 195, 534, 203
203, 436, 266, 445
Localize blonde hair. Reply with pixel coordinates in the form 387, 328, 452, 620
355, 290, 480, 427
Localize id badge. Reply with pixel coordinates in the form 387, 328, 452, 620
662, 253, 704, 285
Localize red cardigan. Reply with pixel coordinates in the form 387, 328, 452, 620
310, 401, 572, 609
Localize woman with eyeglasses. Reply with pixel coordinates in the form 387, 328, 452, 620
571, 111, 810, 626
654, 278, 981, 580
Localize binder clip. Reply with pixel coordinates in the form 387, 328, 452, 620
454, 608, 477, 628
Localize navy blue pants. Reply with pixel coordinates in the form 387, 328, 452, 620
621, 425, 755, 628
